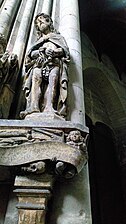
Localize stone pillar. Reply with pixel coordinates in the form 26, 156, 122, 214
0, 0, 21, 39
51, 0, 60, 30
42, 0, 53, 15
14, 175, 54, 224
59, 0, 85, 125
0, 0, 4, 7
26, 0, 44, 50
57, 2, 92, 224
9, 0, 37, 65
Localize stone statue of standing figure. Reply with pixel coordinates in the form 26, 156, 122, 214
0, 34, 9, 89
0, 33, 18, 118
20, 13, 70, 119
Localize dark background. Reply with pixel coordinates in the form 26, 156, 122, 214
79, 1, 126, 223
79, 0, 126, 80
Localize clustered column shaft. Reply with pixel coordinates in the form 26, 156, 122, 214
42, 0, 53, 15
59, 0, 85, 125
0, 0, 21, 39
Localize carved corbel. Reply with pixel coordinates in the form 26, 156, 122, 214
0, 121, 88, 224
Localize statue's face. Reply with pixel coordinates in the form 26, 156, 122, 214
0, 44, 4, 54
35, 15, 51, 33
69, 131, 81, 142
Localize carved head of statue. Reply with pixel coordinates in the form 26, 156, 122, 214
67, 130, 82, 143
34, 13, 54, 36
0, 33, 7, 54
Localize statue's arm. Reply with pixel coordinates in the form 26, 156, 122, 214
25, 55, 35, 72
27, 37, 45, 58
54, 48, 64, 57
45, 47, 64, 58
31, 50, 39, 59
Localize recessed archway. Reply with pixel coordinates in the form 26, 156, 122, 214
84, 66, 126, 131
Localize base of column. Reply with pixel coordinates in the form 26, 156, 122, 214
14, 174, 54, 224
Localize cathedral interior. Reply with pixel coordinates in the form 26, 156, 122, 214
0, 0, 126, 223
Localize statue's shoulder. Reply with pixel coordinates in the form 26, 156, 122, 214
49, 32, 67, 46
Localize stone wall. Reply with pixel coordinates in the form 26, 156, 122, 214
81, 32, 126, 213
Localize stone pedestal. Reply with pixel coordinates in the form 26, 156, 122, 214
14, 175, 54, 224
25, 112, 65, 121
0, 118, 89, 223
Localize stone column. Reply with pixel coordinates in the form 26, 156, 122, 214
10, 0, 37, 65
59, 0, 85, 126
26, 0, 44, 50
3, 0, 37, 119
0, 0, 4, 7
51, 0, 60, 30
14, 175, 54, 224
0, 0, 21, 39
42, 0, 53, 15
57, 2, 92, 224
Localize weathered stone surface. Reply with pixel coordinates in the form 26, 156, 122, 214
42, 0, 53, 15
20, 13, 70, 120
18, 210, 46, 224
0, 119, 88, 179
0, 33, 18, 118
0, 0, 22, 39
0, 119, 89, 132
11, 0, 37, 65
14, 175, 54, 224
48, 166, 92, 224
15, 175, 54, 189
24, 112, 65, 121
0, 141, 86, 172
0, 1, 92, 224
59, 0, 85, 125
